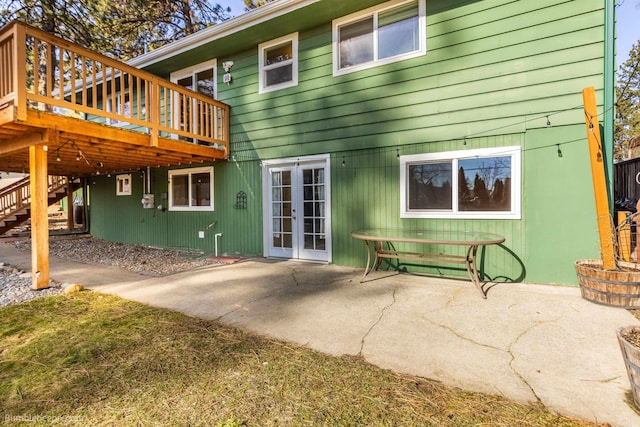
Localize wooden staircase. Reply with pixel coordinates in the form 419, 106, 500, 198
0, 176, 81, 235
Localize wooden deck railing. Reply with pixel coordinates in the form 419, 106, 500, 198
0, 175, 68, 223
0, 21, 229, 153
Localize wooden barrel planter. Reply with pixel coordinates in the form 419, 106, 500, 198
616, 326, 640, 410
575, 259, 640, 308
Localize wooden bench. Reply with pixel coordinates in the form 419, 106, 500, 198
351, 229, 505, 298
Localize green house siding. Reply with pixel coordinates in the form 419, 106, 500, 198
89, 161, 264, 256
89, 0, 609, 286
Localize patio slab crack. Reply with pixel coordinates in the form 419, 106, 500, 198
423, 315, 545, 403
359, 287, 397, 356
506, 321, 557, 406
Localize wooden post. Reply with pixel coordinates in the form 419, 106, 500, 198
583, 86, 616, 270
29, 145, 50, 289
12, 22, 28, 121
66, 178, 74, 231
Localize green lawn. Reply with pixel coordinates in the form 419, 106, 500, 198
1, 292, 600, 426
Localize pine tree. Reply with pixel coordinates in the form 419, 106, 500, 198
243, 0, 275, 11
615, 39, 640, 161
0, 0, 231, 60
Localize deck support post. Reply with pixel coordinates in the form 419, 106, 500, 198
66, 178, 75, 231
582, 86, 615, 270
29, 145, 50, 289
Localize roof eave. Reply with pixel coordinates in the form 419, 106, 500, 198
127, 0, 320, 69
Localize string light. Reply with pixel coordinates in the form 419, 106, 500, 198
231, 103, 613, 164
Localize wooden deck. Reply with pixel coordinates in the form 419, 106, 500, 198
0, 20, 231, 289
0, 21, 230, 176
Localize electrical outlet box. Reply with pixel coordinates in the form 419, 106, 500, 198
141, 194, 155, 209
198, 231, 205, 239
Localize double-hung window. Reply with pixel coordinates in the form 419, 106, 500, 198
168, 166, 214, 211
400, 147, 521, 219
333, 0, 426, 75
259, 33, 298, 93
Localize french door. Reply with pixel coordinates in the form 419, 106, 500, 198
263, 156, 331, 262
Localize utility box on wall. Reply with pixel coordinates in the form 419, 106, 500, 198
141, 194, 155, 209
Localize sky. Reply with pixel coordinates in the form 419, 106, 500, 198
219, 0, 640, 67
616, 0, 640, 67
223, 0, 249, 17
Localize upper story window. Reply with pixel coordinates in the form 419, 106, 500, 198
259, 33, 298, 94
333, 0, 426, 76
400, 147, 521, 219
168, 166, 214, 211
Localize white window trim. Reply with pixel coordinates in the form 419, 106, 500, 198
116, 174, 132, 196
258, 32, 299, 94
168, 166, 215, 211
400, 146, 521, 219
170, 59, 218, 138
332, 0, 426, 76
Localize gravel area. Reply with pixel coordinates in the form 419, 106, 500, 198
1, 236, 230, 308
0, 264, 63, 308
11, 236, 217, 276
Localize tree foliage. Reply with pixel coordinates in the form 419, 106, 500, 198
242, 0, 275, 11
615, 39, 640, 161
0, 0, 232, 60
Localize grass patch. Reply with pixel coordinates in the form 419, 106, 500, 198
1, 292, 600, 426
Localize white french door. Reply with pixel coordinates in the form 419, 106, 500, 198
263, 155, 331, 262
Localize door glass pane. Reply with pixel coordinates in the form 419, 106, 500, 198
177, 76, 193, 90
408, 162, 452, 210
378, 1, 420, 59
272, 170, 293, 250
196, 69, 215, 98
302, 167, 326, 251
339, 17, 374, 69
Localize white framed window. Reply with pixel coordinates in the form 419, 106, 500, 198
168, 166, 214, 211
400, 147, 521, 219
258, 33, 298, 94
333, 0, 426, 76
116, 174, 132, 196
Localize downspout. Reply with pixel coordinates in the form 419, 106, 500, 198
604, 0, 616, 210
